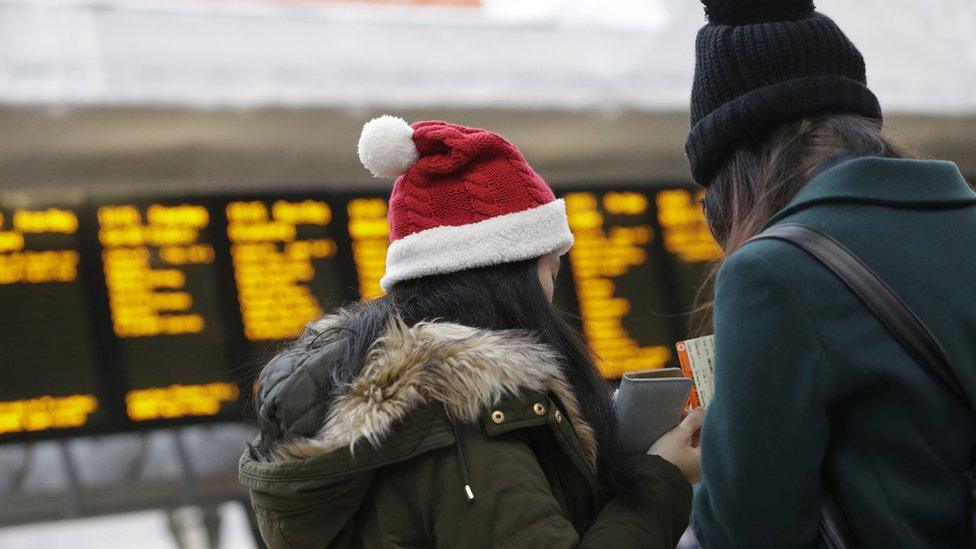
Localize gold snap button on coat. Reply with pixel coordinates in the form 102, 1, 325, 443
533, 403, 547, 416
554, 410, 563, 424
491, 410, 505, 424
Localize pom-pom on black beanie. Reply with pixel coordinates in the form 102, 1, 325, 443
686, 0, 883, 186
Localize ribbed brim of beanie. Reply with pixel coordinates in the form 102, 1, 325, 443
686, 11, 882, 186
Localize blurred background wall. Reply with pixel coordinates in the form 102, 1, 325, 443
2, 0, 975, 195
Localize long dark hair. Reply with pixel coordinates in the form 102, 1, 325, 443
689, 115, 921, 333
704, 115, 920, 254
292, 257, 630, 494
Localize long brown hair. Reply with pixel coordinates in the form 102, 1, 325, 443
692, 115, 920, 333
704, 115, 920, 255
703, 115, 919, 256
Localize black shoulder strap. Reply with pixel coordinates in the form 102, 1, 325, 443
749, 223, 973, 410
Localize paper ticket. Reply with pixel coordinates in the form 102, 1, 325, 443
676, 335, 715, 408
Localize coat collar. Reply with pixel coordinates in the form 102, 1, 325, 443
767, 157, 976, 227
270, 318, 599, 468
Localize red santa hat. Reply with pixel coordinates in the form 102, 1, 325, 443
357, 116, 574, 291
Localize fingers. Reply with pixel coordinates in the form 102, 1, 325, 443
677, 406, 706, 437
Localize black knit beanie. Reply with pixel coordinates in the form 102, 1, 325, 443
686, 0, 883, 186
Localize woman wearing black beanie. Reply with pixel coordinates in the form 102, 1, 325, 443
688, 1, 976, 548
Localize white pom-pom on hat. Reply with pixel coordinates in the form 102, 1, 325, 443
357, 115, 420, 178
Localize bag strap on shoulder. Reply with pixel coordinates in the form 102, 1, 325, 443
748, 223, 972, 410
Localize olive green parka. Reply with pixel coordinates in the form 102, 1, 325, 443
239, 319, 692, 548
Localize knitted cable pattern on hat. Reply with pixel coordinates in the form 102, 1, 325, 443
356, 117, 574, 290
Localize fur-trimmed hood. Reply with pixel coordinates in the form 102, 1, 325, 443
241, 317, 696, 548
264, 317, 598, 466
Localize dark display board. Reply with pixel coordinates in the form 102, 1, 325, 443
555, 189, 721, 378
94, 200, 238, 424
0, 186, 719, 442
0, 205, 106, 436
222, 196, 356, 370
654, 188, 724, 316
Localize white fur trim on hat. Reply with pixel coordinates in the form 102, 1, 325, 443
380, 199, 574, 291
358, 115, 420, 178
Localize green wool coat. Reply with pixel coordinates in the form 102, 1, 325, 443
240, 320, 692, 548
694, 157, 976, 548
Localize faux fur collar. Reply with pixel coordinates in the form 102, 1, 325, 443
272, 317, 598, 467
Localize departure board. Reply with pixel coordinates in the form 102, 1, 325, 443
0, 205, 103, 436
654, 188, 724, 315
346, 197, 390, 300
563, 191, 677, 378
0, 185, 720, 442
97, 201, 238, 423
226, 197, 347, 344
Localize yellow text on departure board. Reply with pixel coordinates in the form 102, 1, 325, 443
656, 189, 723, 263
0, 394, 99, 434
565, 192, 671, 379
347, 198, 389, 300
0, 208, 80, 285
98, 204, 213, 338
126, 382, 240, 421
228, 200, 337, 341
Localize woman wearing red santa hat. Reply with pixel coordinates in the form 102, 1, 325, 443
239, 116, 700, 548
